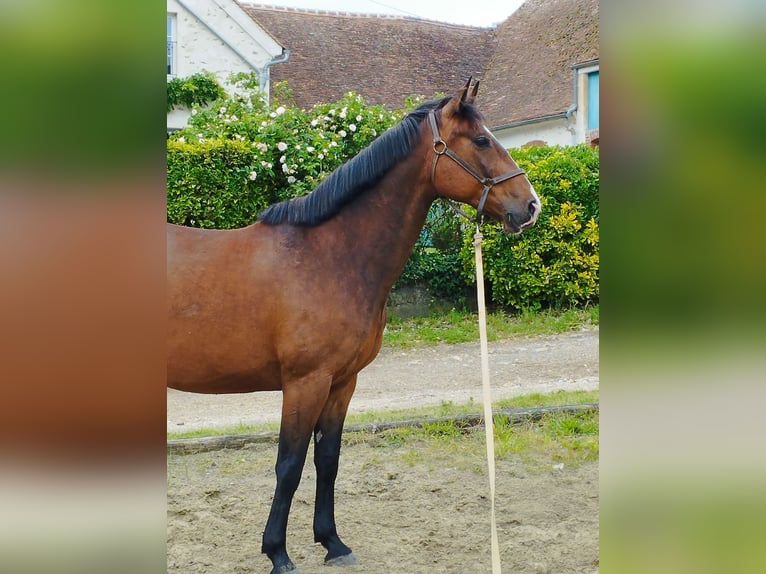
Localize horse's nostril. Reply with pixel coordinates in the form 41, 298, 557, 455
528, 199, 538, 218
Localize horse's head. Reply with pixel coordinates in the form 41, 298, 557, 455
427, 79, 541, 234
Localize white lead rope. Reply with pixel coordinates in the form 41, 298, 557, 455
473, 226, 502, 574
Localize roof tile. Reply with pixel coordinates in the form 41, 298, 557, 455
237, 1, 598, 127
238, 4, 496, 110
480, 0, 599, 126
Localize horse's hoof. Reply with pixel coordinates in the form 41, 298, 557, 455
271, 564, 302, 574
324, 552, 358, 567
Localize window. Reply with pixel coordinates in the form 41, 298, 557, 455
587, 71, 599, 130
167, 14, 176, 76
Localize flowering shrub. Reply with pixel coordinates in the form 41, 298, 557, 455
461, 144, 600, 310
167, 79, 406, 228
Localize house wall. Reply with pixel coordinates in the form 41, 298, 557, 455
167, 0, 283, 130
169, 0, 256, 80
492, 115, 578, 150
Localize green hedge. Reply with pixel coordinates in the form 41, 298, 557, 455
397, 202, 472, 305
461, 144, 600, 310
167, 138, 279, 228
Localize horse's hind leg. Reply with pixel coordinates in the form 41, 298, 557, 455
262, 377, 331, 574
313, 375, 358, 566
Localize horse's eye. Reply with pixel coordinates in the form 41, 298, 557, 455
474, 136, 490, 148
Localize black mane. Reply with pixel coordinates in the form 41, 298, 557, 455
258, 96, 482, 226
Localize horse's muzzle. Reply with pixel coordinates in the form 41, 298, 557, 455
504, 198, 540, 235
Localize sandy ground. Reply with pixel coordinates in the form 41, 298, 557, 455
167, 328, 599, 432
168, 441, 599, 574
167, 328, 599, 574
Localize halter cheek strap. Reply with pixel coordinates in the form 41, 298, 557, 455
428, 110, 525, 223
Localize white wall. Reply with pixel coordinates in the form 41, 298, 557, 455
167, 0, 283, 130
493, 115, 578, 150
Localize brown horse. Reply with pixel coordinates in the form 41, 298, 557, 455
167, 80, 540, 574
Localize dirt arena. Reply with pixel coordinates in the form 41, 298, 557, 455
168, 329, 599, 573
168, 437, 598, 574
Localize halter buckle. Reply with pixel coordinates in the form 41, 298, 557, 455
433, 140, 447, 155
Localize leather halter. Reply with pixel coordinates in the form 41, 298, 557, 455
428, 110, 526, 222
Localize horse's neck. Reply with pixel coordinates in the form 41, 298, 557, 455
330, 159, 434, 299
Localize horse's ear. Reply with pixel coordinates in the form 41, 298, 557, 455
443, 77, 472, 118
467, 79, 480, 104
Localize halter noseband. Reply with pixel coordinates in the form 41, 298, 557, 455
427, 110, 526, 223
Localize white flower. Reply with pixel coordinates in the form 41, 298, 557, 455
282, 162, 289, 173
191, 108, 198, 115
277, 142, 288, 152
328, 109, 335, 116
318, 153, 324, 160
219, 107, 226, 114
269, 112, 277, 118
261, 121, 268, 126
339, 110, 347, 119
295, 144, 301, 150
356, 114, 362, 122
177, 136, 185, 143
330, 141, 338, 147
338, 130, 347, 138
349, 124, 357, 132
275, 106, 286, 115
287, 176, 296, 184
256, 142, 269, 152
279, 155, 286, 163
310, 119, 319, 127
230, 114, 238, 121
248, 171, 257, 181
306, 146, 315, 152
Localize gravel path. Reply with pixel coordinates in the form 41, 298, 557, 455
167, 327, 598, 432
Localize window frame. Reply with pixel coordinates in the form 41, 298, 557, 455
167, 13, 177, 77
587, 70, 599, 131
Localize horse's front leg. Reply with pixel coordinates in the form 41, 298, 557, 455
313, 375, 358, 565
262, 377, 330, 574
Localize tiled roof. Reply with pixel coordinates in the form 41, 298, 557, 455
237, 3, 496, 110
236, 1, 598, 127
480, 0, 599, 127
